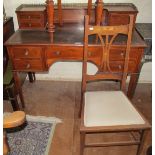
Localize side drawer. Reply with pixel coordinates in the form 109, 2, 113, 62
13, 59, 44, 71
18, 13, 42, 20
108, 13, 136, 26
12, 47, 42, 59
109, 61, 136, 73
19, 22, 44, 29
109, 48, 140, 61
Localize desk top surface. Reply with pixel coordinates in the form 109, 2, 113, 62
136, 23, 152, 40
5, 23, 146, 47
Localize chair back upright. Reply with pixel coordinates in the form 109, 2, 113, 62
82, 15, 134, 93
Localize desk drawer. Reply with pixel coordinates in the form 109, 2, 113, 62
13, 59, 44, 71
46, 46, 83, 59
109, 48, 138, 61
109, 61, 135, 72
19, 22, 44, 29
18, 13, 42, 20
108, 13, 136, 26
12, 47, 42, 59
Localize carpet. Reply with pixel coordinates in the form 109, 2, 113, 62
5, 115, 61, 155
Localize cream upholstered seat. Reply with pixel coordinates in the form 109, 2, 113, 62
84, 91, 145, 127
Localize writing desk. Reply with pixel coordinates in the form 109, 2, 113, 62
5, 22, 146, 105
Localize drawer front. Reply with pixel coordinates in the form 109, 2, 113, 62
109, 48, 139, 61
18, 13, 42, 20
12, 47, 42, 59
108, 13, 136, 26
13, 59, 44, 71
46, 46, 103, 59
46, 46, 83, 59
19, 22, 44, 29
109, 61, 135, 72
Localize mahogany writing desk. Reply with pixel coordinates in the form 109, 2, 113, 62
5, 22, 146, 105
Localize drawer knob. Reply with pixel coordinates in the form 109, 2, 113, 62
118, 65, 122, 70
120, 52, 124, 57
28, 16, 31, 19
54, 51, 60, 55
25, 50, 29, 56
29, 23, 31, 27
26, 64, 31, 69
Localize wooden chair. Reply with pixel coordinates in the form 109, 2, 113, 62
80, 15, 151, 155
3, 111, 26, 155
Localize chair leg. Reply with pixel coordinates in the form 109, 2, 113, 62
7, 87, 20, 111
136, 130, 150, 155
10, 98, 20, 111
3, 131, 9, 155
80, 132, 85, 155
13, 72, 25, 109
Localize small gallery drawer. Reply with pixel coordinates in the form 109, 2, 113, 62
19, 22, 44, 29
18, 13, 42, 20
108, 13, 133, 26
16, 5, 47, 29
13, 59, 44, 71
12, 47, 42, 59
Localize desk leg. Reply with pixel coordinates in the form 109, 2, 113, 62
127, 61, 144, 98
7, 86, 20, 111
28, 72, 36, 83
13, 71, 25, 109
127, 74, 139, 98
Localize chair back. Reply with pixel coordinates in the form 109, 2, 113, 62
82, 15, 134, 93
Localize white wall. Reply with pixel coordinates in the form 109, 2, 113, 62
4, 0, 152, 83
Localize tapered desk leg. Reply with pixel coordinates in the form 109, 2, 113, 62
28, 72, 36, 83
127, 74, 139, 98
13, 71, 25, 109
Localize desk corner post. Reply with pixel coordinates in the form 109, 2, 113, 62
46, 0, 55, 32
95, 0, 104, 25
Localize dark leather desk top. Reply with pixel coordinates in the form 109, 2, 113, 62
5, 23, 146, 47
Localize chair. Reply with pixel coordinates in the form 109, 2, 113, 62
3, 111, 26, 155
80, 15, 151, 155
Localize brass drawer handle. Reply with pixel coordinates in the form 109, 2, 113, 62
28, 16, 31, 19
118, 65, 122, 70
26, 64, 31, 69
120, 52, 124, 57
24, 50, 29, 56
29, 23, 31, 27
54, 51, 60, 55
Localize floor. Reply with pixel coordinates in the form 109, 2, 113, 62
4, 80, 152, 155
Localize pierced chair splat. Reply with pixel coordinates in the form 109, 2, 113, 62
80, 15, 151, 155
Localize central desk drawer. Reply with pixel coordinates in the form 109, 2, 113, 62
46, 46, 83, 59
12, 47, 42, 59
13, 59, 44, 71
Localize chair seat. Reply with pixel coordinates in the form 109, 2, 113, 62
84, 91, 145, 127
3, 111, 26, 129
